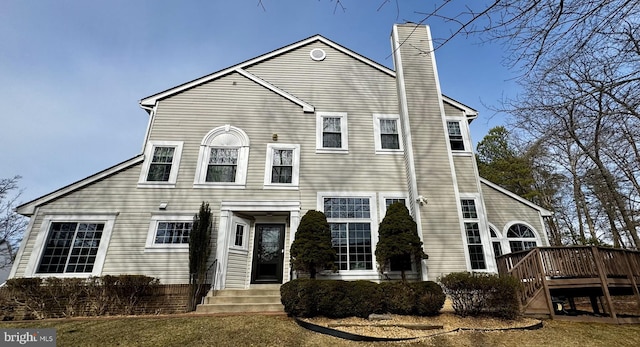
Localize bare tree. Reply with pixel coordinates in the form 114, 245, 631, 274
0, 176, 27, 268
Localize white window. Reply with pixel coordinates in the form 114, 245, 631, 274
378, 193, 409, 221
460, 199, 486, 270
138, 141, 184, 187
446, 120, 468, 152
507, 223, 539, 253
490, 226, 503, 257
320, 194, 377, 272
373, 114, 403, 154
194, 125, 250, 188
27, 214, 116, 277
316, 112, 348, 153
145, 215, 193, 252
264, 144, 300, 189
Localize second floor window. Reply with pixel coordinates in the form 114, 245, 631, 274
373, 114, 403, 154
447, 121, 465, 151
316, 112, 348, 153
139, 141, 184, 187
194, 125, 250, 188
264, 144, 300, 188
207, 148, 238, 182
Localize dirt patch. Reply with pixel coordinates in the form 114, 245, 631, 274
300, 300, 541, 340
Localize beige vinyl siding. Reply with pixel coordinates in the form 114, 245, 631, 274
225, 251, 249, 288
443, 102, 465, 117
394, 25, 467, 277
481, 181, 548, 246
15, 41, 410, 284
12, 163, 217, 284
148, 46, 408, 206
453, 156, 480, 193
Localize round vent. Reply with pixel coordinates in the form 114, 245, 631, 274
309, 48, 326, 61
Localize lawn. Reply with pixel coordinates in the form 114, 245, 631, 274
1, 314, 639, 347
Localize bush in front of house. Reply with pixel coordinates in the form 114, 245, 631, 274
280, 279, 444, 318
290, 210, 336, 279
2, 275, 160, 319
439, 272, 522, 319
380, 281, 445, 316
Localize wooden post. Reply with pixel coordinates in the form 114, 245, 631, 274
592, 246, 617, 321
536, 248, 555, 318
622, 251, 640, 309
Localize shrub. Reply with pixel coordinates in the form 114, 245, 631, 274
290, 210, 336, 279
2, 275, 160, 319
440, 272, 522, 319
380, 281, 445, 316
280, 279, 317, 317
281, 279, 443, 318
410, 281, 446, 316
375, 203, 427, 280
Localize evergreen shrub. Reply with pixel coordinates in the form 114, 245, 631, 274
440, 272, 522, 319
280, 279, 444, 318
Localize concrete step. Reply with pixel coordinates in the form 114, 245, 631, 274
204, 295, 281, 305
210, 288, 280, 297
197, 287, 284, 314
195, 302, 284, 314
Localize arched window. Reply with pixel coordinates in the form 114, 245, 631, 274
507, 223, 538, 253
194, 125, 250, 187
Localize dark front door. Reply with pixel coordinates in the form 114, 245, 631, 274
251, 224, 285, 283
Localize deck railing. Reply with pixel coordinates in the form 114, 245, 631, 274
498, 246, 640, 279
497, 246, 640, 307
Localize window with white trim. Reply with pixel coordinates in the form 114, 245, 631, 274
373, 114, 403, 153
490, 227, 503, 257
29, 214, 115, 276
194, 125, 250, 188
264, 144, 300, 188
316, 112, 348, 152
447, 121, 466, 151
323, 197, 374, 271
138, 141, 183, 187
460, 199, 486, 270
507, 224, 538, 253
145, 215, 193, 252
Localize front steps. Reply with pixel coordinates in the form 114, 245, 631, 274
195, 285, 284, 314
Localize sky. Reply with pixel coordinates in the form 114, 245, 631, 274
0, 0, 518, 204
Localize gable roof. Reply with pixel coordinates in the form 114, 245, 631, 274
16, 155, 144, 216
139, 34, 395, 110
139, 34, 477, 119
480, 178, 553, 217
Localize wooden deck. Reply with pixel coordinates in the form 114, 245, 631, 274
496, 246, 640, 324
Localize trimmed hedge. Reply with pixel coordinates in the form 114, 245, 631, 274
439, 272, 522, 319
280, 279, 445, 318
2, 275, 160, 319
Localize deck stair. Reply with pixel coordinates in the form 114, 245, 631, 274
195, 285, 284, 314
497, 246, 640, 323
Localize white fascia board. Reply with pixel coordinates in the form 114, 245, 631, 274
139, 35, 396, 108
442, 95, 478, 120
479, 178, 554, 217
16, 155, 145, 216
235, 68, 314, 112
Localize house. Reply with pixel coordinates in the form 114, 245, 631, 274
9, 24, 551, 293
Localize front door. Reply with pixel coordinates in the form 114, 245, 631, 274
251, 224, 285, 283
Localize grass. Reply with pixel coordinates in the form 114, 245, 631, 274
0, 314, 639, 347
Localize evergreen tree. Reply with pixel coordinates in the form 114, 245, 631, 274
375, 203, 427, 281
188, 202, 212, 310
290, 210, 335, 279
